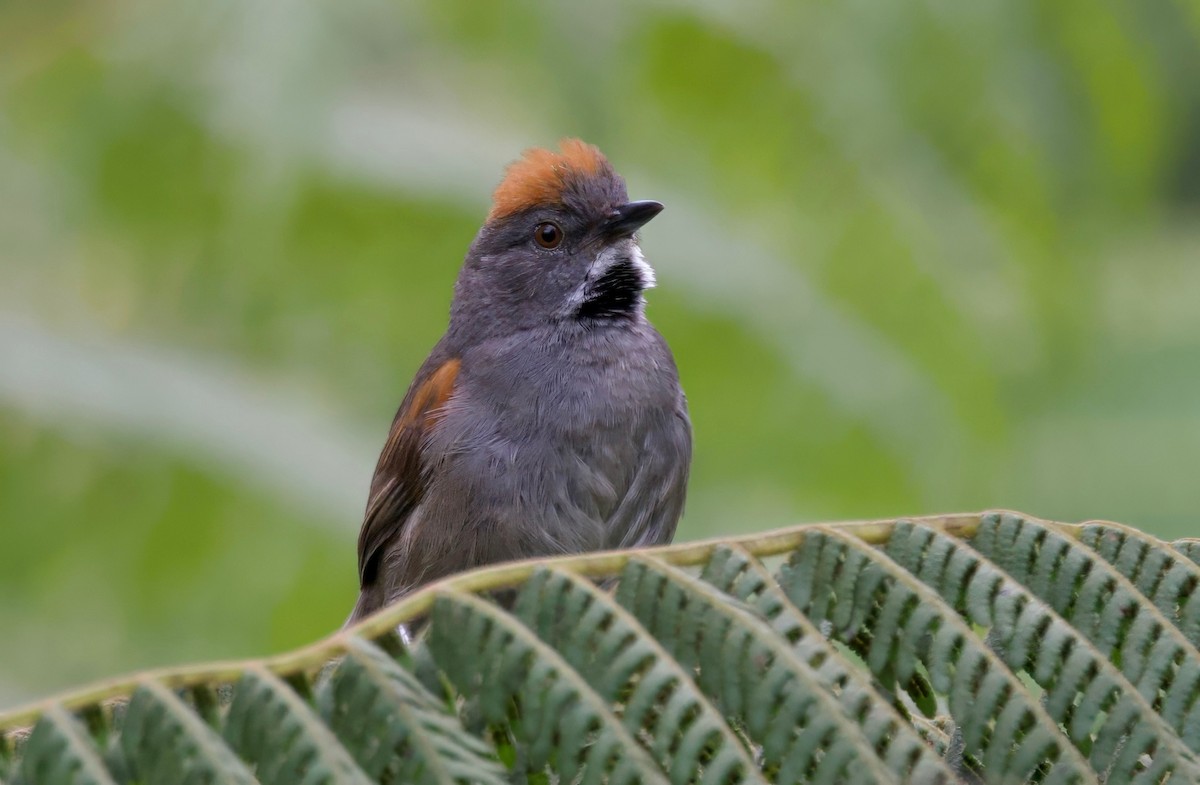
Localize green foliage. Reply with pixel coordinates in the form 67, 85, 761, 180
4, 511, 1200, 783
122, 681, 257, 784
223, 668, 373, 785
18, 708, 115, 785
319, 637, 505, 784
3, 0, 1200, 707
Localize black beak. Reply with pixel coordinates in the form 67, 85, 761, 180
602, 200, 664, 239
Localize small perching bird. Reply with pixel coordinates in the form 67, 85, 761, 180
347, 139, 692, 624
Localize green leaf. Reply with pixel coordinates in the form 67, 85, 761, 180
1080, 523, 1200, 649
223, 667, 372, 785
888, 521, 1200, 782
617, 556, 910, 784
3, 512, 1200, 783
699, 545, 954, 781
779, 525, 1098, 784
509, 569, 766, 784
122, 681, 257, 785
19, 706, 117, 785
318, 636, 504, 784
429, 588, 676, 784
973, 513, 1200, 751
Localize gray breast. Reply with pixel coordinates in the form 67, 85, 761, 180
427, 321, 687, 554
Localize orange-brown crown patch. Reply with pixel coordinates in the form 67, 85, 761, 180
489, 139, 609, 220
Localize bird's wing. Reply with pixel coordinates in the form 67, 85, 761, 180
357, 354, 461, 588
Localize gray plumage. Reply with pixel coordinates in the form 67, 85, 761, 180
348, 140, 691, 624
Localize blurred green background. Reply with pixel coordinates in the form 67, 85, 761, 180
3, 0, 1200, 707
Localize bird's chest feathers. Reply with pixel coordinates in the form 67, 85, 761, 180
467, 332, 668, 434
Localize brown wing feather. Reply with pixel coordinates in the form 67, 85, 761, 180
357, 356, 460, 587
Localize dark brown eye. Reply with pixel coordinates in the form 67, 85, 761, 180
534, 222, 562, 249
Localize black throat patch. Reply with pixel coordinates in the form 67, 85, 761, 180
577, 259, 644, 320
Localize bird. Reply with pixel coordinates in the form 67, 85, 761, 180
346, 139, 692, 625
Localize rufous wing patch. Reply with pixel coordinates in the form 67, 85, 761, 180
489, 138, 609, 220
407, 358, 460, 425
358, 357, 460, 585
378, 358, 460, 465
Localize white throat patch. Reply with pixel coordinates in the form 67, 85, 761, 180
630, 244, 656, 290
563, 243, 657, 318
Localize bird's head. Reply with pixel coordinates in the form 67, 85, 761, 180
450, 139, 663, 339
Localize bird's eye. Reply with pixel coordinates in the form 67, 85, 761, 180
534, 222, 563, 249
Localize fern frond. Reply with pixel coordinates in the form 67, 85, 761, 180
19, 707, 116, 785
780, 525, 1098, 784
317, 636, 505, 784
4, 511, 1200, 784
973, 513, 1200, 753
122, 681, 257, 784
223, 668, 373, 785
888, 521, 1200, 782
429, 588, 676, 784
